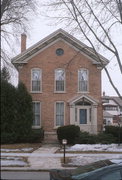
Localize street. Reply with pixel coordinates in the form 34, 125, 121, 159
1, 171, 50, 180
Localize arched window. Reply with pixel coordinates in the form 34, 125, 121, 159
31, 68, 42, 92
55, 69, 65, 92
78, 69, 88, 92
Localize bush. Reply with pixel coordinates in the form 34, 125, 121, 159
104, 126, 122, 143
1, 132, 17, 144
28, 128, 44, 143
57, 125, 80, 144
76, 131, 117, 144
77, 131, 97, 144
97, 133, 117, 144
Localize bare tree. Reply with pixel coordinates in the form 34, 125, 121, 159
1, 0, 37, 67
41, 0, 122, 98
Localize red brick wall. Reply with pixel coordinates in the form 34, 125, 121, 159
19, 40, 102, 132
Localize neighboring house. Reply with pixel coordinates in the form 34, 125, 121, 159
12, 29, 109, 141
102, 93, 122, 126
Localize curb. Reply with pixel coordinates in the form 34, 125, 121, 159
1, 167, 50, 172
1, 166, 74, 172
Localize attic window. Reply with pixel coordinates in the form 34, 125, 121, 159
56, 48, 64, 56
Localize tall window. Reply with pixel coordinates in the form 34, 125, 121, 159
55, 69, 65, 92
31, 68, 41, 92
32, 102, 41, 127
78, 69, 88, 92
55, 102, 64, 126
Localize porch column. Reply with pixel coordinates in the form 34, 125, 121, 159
69, 104, 75, 125
91, 105, 98, 134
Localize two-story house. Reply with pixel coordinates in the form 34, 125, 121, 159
102, 92, 122, 126
12, 29, 109, 142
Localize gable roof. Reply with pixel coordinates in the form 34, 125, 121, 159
112, 97, 122, 107
68, 94, 99, 105
12, 29, 109, 67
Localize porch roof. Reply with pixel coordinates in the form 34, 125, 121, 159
68, 94, 99, 106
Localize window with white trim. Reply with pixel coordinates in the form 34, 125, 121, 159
78, 69, 88, 92
32, 102, 41, 127
31, 68, 41, 92
55, 69, 65, 92
55, 102, 64, 126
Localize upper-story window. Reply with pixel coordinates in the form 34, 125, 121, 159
78, 69, 88, 92
31, 68, 42, 92
55, 69, 65, 92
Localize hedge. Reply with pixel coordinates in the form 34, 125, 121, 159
57, 125, 80, 144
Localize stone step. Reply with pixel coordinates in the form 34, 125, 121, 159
43, 131, 59, 145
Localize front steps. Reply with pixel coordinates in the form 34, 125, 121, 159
43, 131, 59, 145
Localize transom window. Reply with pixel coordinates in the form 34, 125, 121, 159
32, 102, 41, 127
55, 102, 64, 126
55, 69, 65, 92
78, 69, 88, 92
31, 68, 42, 92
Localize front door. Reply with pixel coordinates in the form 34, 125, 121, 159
79, 109, 87, 124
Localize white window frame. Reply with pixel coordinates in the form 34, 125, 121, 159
78, 69, 89, 93
54, 68, 66, 93
32, 101, 41, 129
31, 68, 42, 93
54, 101, 65, 127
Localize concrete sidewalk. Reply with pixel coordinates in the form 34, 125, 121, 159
1, 145, 74, 171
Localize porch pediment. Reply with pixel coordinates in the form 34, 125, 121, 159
68, 94, 99, 106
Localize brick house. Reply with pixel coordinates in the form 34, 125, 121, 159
12, 29, 109, 141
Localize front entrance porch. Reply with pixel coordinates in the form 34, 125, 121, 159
68, 95, 99, 134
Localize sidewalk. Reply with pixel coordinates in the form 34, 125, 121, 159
1, 144, 122, 171
1, 145, 74, 171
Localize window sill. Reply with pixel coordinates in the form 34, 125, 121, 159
30, 91, 42, 94
77, 91, 89, 93
54, 91, 66, 94
32, 126, 41, 129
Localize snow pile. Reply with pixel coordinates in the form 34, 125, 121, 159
67, 144, 122, 152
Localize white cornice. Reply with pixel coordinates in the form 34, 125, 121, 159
12, 29, 109, 66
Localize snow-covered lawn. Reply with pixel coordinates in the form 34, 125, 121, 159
1, 144, 122, 168
1, 156, 28, 167
66, 144, 122, 152
1, 147, 33, 152
1, 148, 33, 167
68, 154, 122, 166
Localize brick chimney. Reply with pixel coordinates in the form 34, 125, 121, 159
21, 33, 27, 53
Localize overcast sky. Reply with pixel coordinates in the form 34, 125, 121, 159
11, 2, 122, 97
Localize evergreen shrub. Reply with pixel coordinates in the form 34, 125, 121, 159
1, 67, 44, 144
104, 125, 122, 143
57, 125, 80, 144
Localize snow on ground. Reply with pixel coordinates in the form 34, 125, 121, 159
67, 144, 122, 152
1, 144, 122, 168
68, 154, 122, 166
1, 148, 33, 152
1, 160, 27, 166
1, 157, 28, 167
